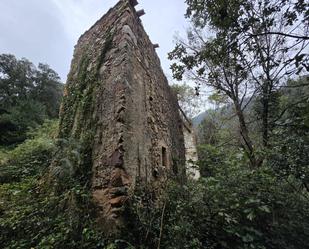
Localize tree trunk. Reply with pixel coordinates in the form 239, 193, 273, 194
262, 88, 269, 148
234, 100, 258, 167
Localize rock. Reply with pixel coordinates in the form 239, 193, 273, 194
122, 25, 137, 45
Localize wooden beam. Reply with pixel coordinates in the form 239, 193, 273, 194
129, 0, 138, 7
153, 44, 159, 49
136, 9, 145, 17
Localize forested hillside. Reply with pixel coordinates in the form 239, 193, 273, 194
1, 0, 309, 248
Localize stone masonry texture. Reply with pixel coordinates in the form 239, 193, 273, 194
55, 0, 186, 234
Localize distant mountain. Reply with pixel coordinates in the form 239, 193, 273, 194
192, 111, 210, 127
193, 98, 254, 127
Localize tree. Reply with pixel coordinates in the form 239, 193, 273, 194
269, 76, 309, 189
0, 54, 36, 108
171, 83, 204, 119
169, 0, 309, 166
32, 63, 63, 118
0, 54, 63, 145
170, 28, 259, 166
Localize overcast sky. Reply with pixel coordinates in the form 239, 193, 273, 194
0, 0, 189, 82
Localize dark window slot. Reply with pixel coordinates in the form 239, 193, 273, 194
162, 146, 167, 167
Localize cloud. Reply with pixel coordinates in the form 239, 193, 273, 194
140, 0, 189, 79
0, 0, 189, 82
50, 0, 118, 41
0, 0, 73, 81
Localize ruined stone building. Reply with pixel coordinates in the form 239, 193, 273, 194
56, 0, 199, 233
180, 110, 200, 180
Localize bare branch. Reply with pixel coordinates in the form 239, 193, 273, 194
250, 32, 309, 40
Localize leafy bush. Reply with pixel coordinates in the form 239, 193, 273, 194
0, 100, 47, 145
0, 179, 109, 249
161, 163, 309, 249
0, 120, 57, 183
0, 120, 110, 249
0, 119, 308, 249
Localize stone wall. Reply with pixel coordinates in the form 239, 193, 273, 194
180, 109, 200, 180
56, 0, 186, 234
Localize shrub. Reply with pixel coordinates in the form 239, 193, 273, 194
0, 120, 57, 183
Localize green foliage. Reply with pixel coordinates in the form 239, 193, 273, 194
33, 63, 64, 118
197, 144, 228, 176
0, 103, 308, 249
0, 178, 109, 249
0, 121, 110, 249
0, 99, 47, 145
268, 77, 309, 187
0, 54, 63, 145
178, 77, 309, 248
0, 120, 57, 183
50, 132, 95, 192
171, 83, 204, 118
169, 0, 309, 166
121, 184, 163, 248
197, 106, 238, 146
120, 149, 309, 249
59, 30, 114, 140
161, 163, 309, 249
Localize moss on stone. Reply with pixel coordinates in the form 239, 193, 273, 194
97, 30, 115, 75
55, 28, 117, 187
